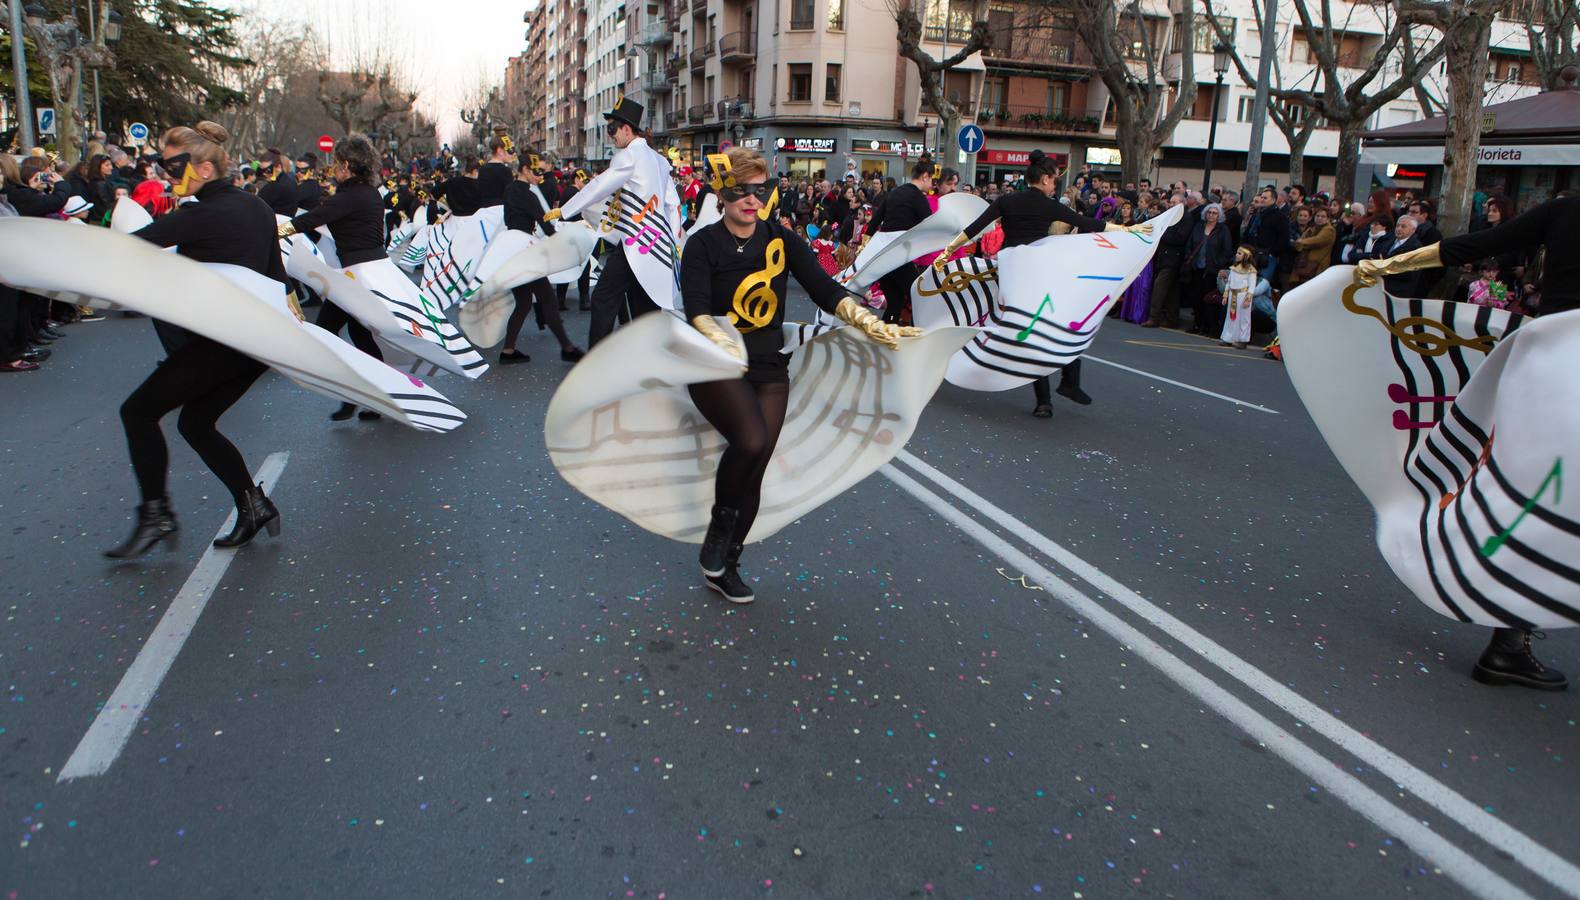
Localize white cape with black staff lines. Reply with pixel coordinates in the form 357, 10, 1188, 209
912, 203, 1181, 391
278, 227, 489, 380
544, 312, 976, 544
1280, 267, 1580, 630
0, 218, 466, 434
404, 206, 508, 309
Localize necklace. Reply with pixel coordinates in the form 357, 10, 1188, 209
730, 228, 754, 253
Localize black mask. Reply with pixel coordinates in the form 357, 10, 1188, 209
719, 182, 775, 204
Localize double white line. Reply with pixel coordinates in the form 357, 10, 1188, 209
882, 449, 1578, 900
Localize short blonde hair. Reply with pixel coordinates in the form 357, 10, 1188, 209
725, 147, 769, 183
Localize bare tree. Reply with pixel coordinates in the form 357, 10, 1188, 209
890, 0, 991, 182
312, 0, 421, 137
1522, 0, 1579, 90
211, 9, 322, 153
1068, 0, 1197, 186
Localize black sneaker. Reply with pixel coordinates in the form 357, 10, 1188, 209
705, 567, 754, 604
560, 347, 585, 362
500, 349, 531, 364
78, 310, 105, 322
1031, 403, 1053, 418
1056, 382, 1093, 406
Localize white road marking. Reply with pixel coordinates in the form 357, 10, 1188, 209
1085, 354, 1281, 414
887, 450, 1580, 900
58, 452, 290, 782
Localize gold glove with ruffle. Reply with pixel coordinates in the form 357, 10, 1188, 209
286, 291, 306, 323
1353, 244, 1442, 287
277, 221, 297, 238
1104, 221, 1152, 234
542, 208, 562, 223
835, 297, 921, 349
933, 231, 970, 272
690, 315, 745, 363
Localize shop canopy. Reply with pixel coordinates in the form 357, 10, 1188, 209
1360, 68, 1580, 167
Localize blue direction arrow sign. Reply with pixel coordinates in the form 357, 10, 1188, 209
957, 123, 984, 155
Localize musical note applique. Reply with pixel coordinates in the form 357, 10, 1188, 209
631, 194, 659, 224
1015, 294, 1053, 342
1481, 458, 1563, 557
625, 224, 666, 255
600, 195, 624, 234
1068, 296, 1111, 332
1091, 234, 1118, 250
730, 237, 785, 333
833, 407, 900, 445
1439, 428, 1494, 510
1388, 383, 1458, 430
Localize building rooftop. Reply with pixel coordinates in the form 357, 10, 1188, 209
1362, 65, 1580, 144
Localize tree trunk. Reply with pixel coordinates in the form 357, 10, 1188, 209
1437, 12, 1493, 242
939, 106, 960, 171
1114, 97, 1148, 185
1333, 126, 1361, 207
1287, 146, 1305, 196
50, 66, 81, 165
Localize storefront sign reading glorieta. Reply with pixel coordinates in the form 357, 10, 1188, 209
775, 137, 837, 154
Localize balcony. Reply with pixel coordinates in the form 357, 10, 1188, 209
643, 71, 672, 94
665, 109, 680, 130
718, 31, 755, 63
641, 22, 673, 45
691, 0, 706, 14
716, 96, 753, 119
983, 33, 1083, 67
689, 40, 714, 69
979, 105, 1101, 135
687, 103, 710, 123
665, 54, 685, 80
920, 97, 978, 117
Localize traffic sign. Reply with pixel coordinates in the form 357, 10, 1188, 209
317, 135, 335, 153
37, 108, 55, 137
957, 124, 984, 155
718, 140, 733, 152
127, 122, 149, 145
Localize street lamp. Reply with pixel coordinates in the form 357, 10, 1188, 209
23, 3, 47, 28
1201, 41, 1232, 192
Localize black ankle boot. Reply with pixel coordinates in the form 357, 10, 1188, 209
699, 505, 740, 576
705, 543, 754, 604
105, 498, 179, 559
214, 483, 281, 549
330, 402, 356, 421
1056, 360, 1092, 406
1473, 627, 1567, 691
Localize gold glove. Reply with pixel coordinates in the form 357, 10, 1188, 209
1353, 244, 1443, 287
1105, 221, 1152, 234
286, 291, 306, 323
542, 208, 562, 223
277, 221, 297, 238
690, 314, 744, 363
933, 230, 970, 272
835, 297, 922, 350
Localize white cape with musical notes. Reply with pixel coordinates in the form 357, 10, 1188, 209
1281, 267, 1579, 629
913, 204, 1181, 392
0, 218, 466, 433
561, 138, 683, 310
545, 312, 976, 543
403, 206, 508, 309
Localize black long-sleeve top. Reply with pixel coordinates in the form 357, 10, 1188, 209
477, 162, 513, 207
964, 188, 1105, 248
257, 174, 299, 217
132, 180, 286, 282
557, 184, 580, 220
286, 180, 387, 267
682, 219, 845, 365
3, 184, 68, 218
436, 177, 482, 217
295, 177, 322, 212
1439, 196, 1580, 315
868, 182, 931, 235
504, 181, 556, 237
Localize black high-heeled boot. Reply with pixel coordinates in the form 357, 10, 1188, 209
214, 483, 282, 549
705, 543, 754, 604
104, 498, 179, 559
698, 505, 740, 576
330, 402, 356, 421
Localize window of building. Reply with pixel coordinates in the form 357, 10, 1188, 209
1236, 95, 1255, 122
789, 63, 812, 102
982, 76, 1007, 113
770, 63, 777, 106
924, 0, 974, 43
987, 7, 1014, 55
825, 63, 842, 102
827, 0, 843, 31
1174, 15, 1232, 53
790, 0, 814, 30
707, 75, 715, 103
1046, 81, 1068, 115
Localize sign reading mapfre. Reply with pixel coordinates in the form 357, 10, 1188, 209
981, 150, 1069, 168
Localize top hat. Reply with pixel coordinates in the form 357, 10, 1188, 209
603, 94, 645, 130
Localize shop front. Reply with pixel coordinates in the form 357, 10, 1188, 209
977, 147, 1069, 188
767, 135, 839, 180
850, 137, 928, 180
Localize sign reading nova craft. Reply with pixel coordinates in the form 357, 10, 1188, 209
775, 137, 837, 154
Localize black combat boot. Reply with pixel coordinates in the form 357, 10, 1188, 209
1472, 627, 1567, 691
699, 505, 739, 576
704, 542, 754, 604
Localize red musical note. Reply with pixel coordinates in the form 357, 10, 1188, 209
1068, 295, 1111, 331
1091, 234, 1117, 250
625, 224, 665, 255
1392, 411, 1437, 431
1388, 383, 1456, 404
1440, 428, 1495, 510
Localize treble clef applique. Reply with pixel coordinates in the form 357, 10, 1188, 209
600, 195, 624, 234
730, 238, 785, 333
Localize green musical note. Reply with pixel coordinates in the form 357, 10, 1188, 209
1015, 294, 1053, 342
1480, 458, 1562, 557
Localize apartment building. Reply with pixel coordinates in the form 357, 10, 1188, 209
523, 7, 549, 152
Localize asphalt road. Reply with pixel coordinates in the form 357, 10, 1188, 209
2, 295, 1576, 899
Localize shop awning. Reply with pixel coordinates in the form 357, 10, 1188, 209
1360, 71, 1580, 166
1359, 143, 1580, 166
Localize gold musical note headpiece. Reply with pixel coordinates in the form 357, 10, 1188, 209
707, 152, 735, 192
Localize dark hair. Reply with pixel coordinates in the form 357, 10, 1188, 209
939, 167, 959, 183
85, 153, 112, 183
1288, 183, 1307, 198
296, 151, 319, 167
1024, 149, 1060, 184
488, 134, 512, 156
1483, 194, 1515, 223
910, 155, 934, 179
334, 135, 381, 185
462, 155, 479, 175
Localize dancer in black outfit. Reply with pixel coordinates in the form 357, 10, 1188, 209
108, 121, 286, 559
279, 136, 389, 422
477, 134, 515, 209
683, 149, 920, 602
255, 149, 298, 217
866, 158, 935, 325
936, 150, 1149, 417
294, 153, 323, 212
500, 154, 585, 363
1355, 192, 1580, 691
554, 169, 593, 312
436, 157, 483, 217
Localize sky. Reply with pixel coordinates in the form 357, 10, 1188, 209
227, 0, 532, 143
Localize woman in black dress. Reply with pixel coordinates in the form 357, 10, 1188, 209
683, 149, 920, 603
108, 121, 288, 559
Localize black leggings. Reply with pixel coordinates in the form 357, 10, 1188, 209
688, 378, 791, 544
506, 278, 575, 350
120, 338, 267, 506
315, 300, 383, 360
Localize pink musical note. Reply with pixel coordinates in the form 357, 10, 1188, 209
1387, 383, 1456, 404
625, 224, 665, 255
407, 374, 426, 388
1392, 410, 1437, 430
1068, 295, 1112, 331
